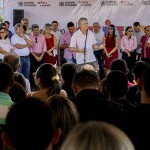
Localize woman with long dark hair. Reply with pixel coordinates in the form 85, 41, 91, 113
103, 24, 118, 73
121, 26, 137, 82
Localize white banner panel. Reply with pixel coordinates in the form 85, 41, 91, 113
4, 0, 150, 34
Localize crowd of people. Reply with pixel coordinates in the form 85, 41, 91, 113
0, 17, 150, 150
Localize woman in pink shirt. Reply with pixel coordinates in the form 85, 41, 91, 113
121, 26, 137, 82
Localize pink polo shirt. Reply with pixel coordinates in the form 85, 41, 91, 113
120, 35, 137, 52
29, 33, 47, 53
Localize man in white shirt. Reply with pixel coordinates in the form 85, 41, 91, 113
132, 22, 145, 61
21, 18, 32, 35
70, 17, 98, 69
51, 21, 62, 65
11, 23, 33, 80
93, 22, 105, 80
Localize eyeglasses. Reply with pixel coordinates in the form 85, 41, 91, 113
35, 37, 37, 43
108, 28, 113, 30
128, 30, 133, 32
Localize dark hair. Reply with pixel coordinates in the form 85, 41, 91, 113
67, 22, 74, 28
0, 26, 8, 39
22, 25, 27, 31
132, 61, 149, 81
142, 66, 150, 96
31, 24, 39, 30
0, 62, 14, 91
0, 23, 6, 27
14, 72, 26, 90
110, 58, 128, 74
47, 95, 79, 149
125, 26, 132, 35
106, 71, 128, 99
6, 97, 55, 150
72, 70, 100, 89
133, 22, 140, 27
9, 82, 27, 103
52, 21, 58, 25
4, 21, 10, 25
3, 52, 20, 72
61, 63, 77, 81
107, 24, 116, 44
36, 63, 61, 96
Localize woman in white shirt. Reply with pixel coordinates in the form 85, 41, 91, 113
0, 27, 14, 61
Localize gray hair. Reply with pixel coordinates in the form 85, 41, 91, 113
15, 23, 23, 30
78, 17, 88, 27
3, 52, 20, 72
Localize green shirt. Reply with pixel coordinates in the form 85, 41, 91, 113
0, 92, 14, 125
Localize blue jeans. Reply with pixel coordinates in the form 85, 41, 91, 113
19, 56, 30, 80
66, 58, 76, 64
94, 50, 105, 80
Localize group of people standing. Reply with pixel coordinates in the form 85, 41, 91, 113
0, 17, 150, 88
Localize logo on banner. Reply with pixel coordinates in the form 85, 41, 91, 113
101, 0, 118, 6
142, 0, 150, 5
120, 0, 133, 5
59, 1, 92, 6
18, 1, 51, 7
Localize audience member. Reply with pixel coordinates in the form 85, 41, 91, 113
3, 52, 31, 93
47, 95, 79, 150
0, 62, 14, 125
4, 97, 61, 150
21, 18, 32, 35
61, 121, 135, 150
9, 82, 27, 103
61, 62, 78, 98
28, 63, 67, 100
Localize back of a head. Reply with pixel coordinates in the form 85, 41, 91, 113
132, 61, 149, 81
61, 121, 134, 150
61, 63, 77, 82
9, 82, 27, 103
47, 95, 79, 149
72, 70, 100, 90
110, 59, 128, 74
6, 97, 55, 150
14, 72, 26, 90
106, 71, 128, 99
3, 52, 20, 72
142, 66, 150, 97
0, 62, 14, 91
36, 63, 61, 96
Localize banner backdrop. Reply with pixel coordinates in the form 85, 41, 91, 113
4, 0, 150, 35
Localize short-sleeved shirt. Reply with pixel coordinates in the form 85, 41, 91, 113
0, 38, 14, 59
70, 29, 97, 64
0, 92, 13, 125
11, 34, 30, 56
29, 33, 47, 53
60, 31, 76, 59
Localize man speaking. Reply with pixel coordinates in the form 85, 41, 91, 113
70, 17, 98, 68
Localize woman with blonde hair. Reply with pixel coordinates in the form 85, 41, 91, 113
42, 23, 57, 65
61, 121, 135, 150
